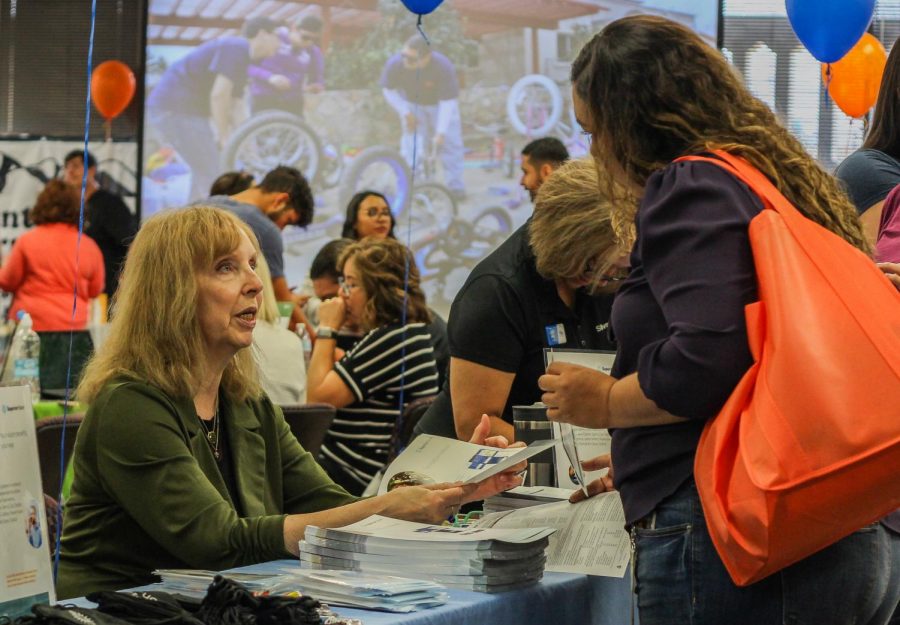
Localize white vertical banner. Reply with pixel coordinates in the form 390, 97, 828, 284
0, 384, 53, 618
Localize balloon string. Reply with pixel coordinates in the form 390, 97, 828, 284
416, 15, 430, 45
394, 18, 429, 456
53, 0, 96, 583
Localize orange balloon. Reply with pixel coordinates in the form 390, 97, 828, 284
91, 61, 136, 121
821, 33, 887, 118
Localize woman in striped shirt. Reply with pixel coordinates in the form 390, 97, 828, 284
308, 238, 439, 495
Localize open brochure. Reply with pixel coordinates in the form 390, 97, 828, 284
475, 491, 631, 578
376, 434, 556, 495
544, 349, 616, 494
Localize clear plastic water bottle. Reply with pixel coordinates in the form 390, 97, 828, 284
11, 312, 41, 404
297, 325, 313, 368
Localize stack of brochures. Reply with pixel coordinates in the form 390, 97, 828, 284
284, 569, 447, 612
300, 515, 555, 592
154, 568, 447, 613
482, 486, 574, 514
154, 569, 279, 596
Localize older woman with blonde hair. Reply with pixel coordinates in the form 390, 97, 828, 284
529, 157, 631, 291
413, 158, 625, 444
308, 238, 441, 495
58, 206, 516, 599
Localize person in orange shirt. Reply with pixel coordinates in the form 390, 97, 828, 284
0, 180, 104, 392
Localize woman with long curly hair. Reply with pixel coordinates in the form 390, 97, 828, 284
539, 15, 898, 625
308, 238, 439, 495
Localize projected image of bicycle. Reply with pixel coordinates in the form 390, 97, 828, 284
506, 74, 590, 158
222, 109, 344, 191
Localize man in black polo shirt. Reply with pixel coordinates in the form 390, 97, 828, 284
62, 150, 138, 299
415, 152, 621, 441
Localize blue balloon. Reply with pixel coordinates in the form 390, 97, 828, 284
786, 0, 875, 63
400, 0, 444, 16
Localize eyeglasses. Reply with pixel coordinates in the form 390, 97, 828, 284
364, 207, 392, 219
338, 277, 360, 296
582, 257, 630, 283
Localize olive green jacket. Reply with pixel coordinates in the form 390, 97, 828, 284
56, 379, 355, 599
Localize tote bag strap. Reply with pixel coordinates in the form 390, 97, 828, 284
675, 150, 900, 362
675, 151, 802, 221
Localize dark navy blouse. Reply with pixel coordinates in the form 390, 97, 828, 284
610, 158, 764, 525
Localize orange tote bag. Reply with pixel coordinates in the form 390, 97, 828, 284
677, 151, 900, 586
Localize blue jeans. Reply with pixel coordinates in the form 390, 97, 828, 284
147, 108, 219, 203
399, 104, 465, 193
634, 479, 900, 625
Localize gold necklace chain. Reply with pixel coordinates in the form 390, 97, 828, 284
197, 398, 220, 460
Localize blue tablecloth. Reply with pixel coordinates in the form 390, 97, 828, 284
66, 559, 636, 625
244, 560, 634, 625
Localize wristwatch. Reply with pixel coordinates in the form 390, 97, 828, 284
317, 326, 338, 340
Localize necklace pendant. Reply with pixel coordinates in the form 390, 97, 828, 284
213, 448, 221, 460
207, 431, 217, 447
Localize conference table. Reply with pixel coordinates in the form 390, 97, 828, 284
71, 559, 637, 625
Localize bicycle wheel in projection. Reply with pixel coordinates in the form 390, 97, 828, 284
401, 182, 458, 235
338, 145, 412, 217
506, 74, 564, 137
467, 206, 513, 257
222, 110, 321, 183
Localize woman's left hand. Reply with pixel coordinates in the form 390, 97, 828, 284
461, 414, 526, 503
317, 297, 347, 330
539, 361, 615, 428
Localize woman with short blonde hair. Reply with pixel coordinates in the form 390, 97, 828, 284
530, 158, 630, 289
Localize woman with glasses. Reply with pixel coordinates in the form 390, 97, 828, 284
341, 190, 395, 240
307, 238, 439, 495
338, 189, 450, 389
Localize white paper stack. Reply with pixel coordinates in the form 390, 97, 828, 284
482, 486, 574, 514
301, 515, 555, 592
154, 567, 447, 613
153, 569, 287, 596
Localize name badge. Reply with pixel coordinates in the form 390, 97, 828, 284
545, 323, 567, 346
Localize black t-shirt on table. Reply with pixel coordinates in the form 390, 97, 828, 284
414, 222, 616, 439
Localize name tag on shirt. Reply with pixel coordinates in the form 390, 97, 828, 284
545, 323, 567, 346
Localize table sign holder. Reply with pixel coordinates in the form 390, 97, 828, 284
0, 384, 55, 618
